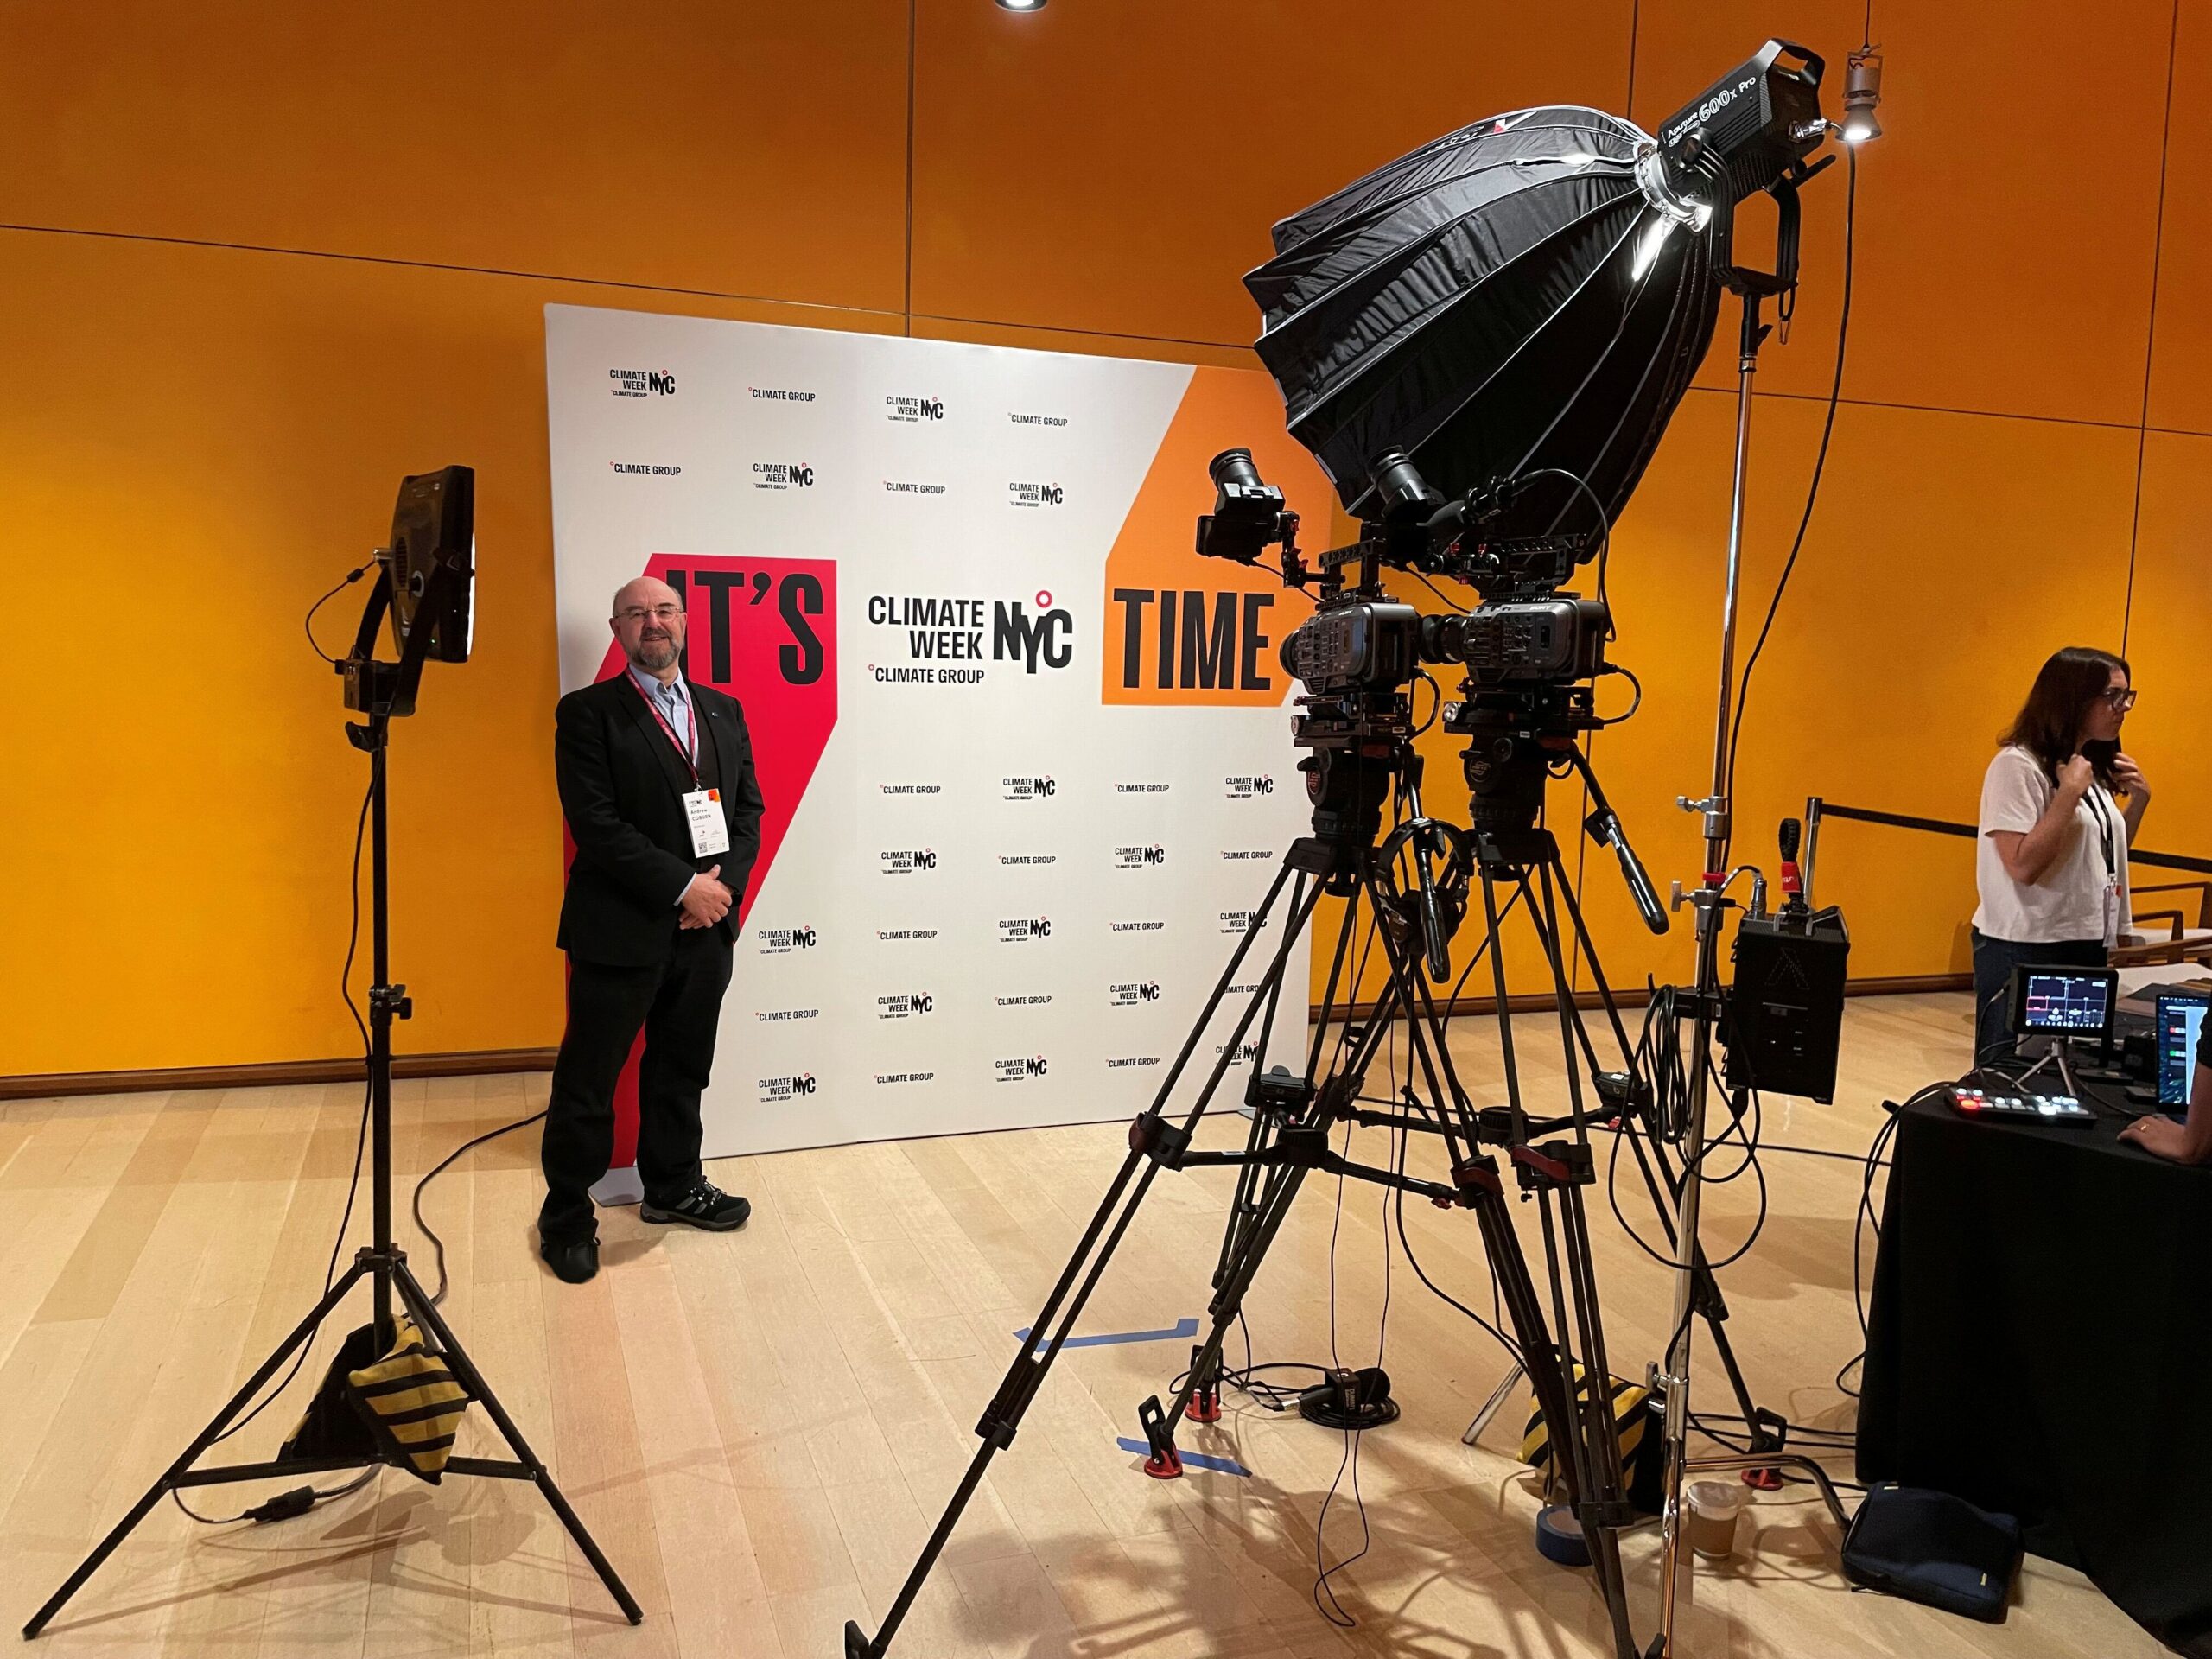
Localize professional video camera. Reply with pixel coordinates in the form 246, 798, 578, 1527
1197, 445, 1624, 834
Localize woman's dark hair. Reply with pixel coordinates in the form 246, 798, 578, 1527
1999, 646, 2129, 785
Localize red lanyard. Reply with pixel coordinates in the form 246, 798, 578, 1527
632, 675, 699, 785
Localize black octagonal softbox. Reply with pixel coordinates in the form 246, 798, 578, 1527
1247, 41, 1827, 535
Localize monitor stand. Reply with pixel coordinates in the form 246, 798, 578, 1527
2013, 1037, 2081, 1098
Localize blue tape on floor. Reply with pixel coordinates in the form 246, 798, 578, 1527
1115, 1436, 1250, 1478
1014, 1316, 1199, 1351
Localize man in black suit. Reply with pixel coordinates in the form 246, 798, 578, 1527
540, 575, 766, 1283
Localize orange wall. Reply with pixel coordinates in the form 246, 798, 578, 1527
2, 0, 2205, 1075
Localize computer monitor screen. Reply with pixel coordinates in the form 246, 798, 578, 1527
2155, 993, 2209, 1108
2009, 965, 2117, 1040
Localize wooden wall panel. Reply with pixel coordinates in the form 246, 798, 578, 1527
2114, 432, 2212, 853
910, 0, 1633, 345
2147, 0, 2212, 435
1632, 0, 2172, 425
1578, 393, 2139, 990
0, 0, 911, 309
1, 0, 2204, 1075
0, 231, 896, 1075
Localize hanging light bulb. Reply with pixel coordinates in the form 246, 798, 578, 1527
1840, 46, 1884, 143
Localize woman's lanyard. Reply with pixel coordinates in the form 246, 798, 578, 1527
2086, 785, 2119, 879
632, 677, 700, 787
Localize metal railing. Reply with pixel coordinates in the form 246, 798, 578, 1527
1802, 798, 2212, 903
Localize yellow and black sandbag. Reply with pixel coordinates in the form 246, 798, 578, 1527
1518, 1363, 1664, 1515
345, 1316, 473, 1483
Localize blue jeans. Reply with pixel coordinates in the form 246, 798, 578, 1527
1969, 929, 2107, 1065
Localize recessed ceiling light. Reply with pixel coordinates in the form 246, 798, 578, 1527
996, 0, 1046, 11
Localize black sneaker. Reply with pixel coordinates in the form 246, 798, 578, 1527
640, 1181, 751, 1232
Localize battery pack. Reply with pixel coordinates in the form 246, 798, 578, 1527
1726, 906, 1850, 1103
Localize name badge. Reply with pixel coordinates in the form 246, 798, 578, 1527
2103, 876, 2123, 949
684, 788, 730, 859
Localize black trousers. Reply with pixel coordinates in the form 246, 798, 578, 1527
540, 927, 734, 1245
1968, 928, 2107, 1065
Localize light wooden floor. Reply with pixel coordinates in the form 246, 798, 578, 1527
0, 992, 2159, 1658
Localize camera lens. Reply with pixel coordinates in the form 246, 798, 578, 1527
1420, 613, 1465, 664
1369, 448, 1440, 524
1210, 448, 1263, 492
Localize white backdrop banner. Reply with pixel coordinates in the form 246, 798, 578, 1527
545, 305, 1335, 1158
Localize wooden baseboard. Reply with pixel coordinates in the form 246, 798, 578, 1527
0, 1047, 561, 1102
2, 974, 1974, 1102
1325, 970, 1971, 1025
1842, 972, 1974, 995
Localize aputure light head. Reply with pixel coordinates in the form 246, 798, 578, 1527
1646, 39, 1829, 214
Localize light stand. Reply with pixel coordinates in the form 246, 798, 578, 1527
24, 534, 642, 1640
1649, 154, 1857, 1652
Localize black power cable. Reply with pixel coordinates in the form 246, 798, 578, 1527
173, 760, 378, 1524
303, 561, 375, 664
1722, 143, 1860, 821
1837, 1091, 1924, 1396
413, 1108, 547, 1306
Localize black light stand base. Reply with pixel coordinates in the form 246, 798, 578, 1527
20, 1245, 644, 1639
24, 667, 640, 1640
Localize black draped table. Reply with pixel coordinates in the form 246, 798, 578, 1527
1857, 1086, 2212, 1654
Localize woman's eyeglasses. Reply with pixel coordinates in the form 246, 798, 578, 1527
2102, 688, 2138, 712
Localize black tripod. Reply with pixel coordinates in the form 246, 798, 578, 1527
1451, 745, 1791, 1475
23, 550, 641, 1640
843, 734, 1643, 1659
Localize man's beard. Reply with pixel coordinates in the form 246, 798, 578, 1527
631, 635, 678, 672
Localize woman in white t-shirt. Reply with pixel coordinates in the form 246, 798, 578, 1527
1970, 647, 2150, 1062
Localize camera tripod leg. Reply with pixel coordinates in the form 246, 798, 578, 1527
1463, 1146, 1642, 1659
1529, 862, 1639, 1656
23, 1259, 372, 1638
1155, 856, 1483, 1472
1171, 863, 1442, 1469
1212, 886, 1352, 1296
1145, 1142, 1322, 1465
1344, 844, 1633, 1655
845, 863, 1325, 1659
1471, 861, 1636, 1659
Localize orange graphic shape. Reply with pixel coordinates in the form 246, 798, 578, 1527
1101, 365, 1337, 708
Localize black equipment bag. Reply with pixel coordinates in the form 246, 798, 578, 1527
279, 1322, 384, 1464
1841, 1484, 2023, 1621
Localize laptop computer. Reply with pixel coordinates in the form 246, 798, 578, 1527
2154, 993, 2209, 1116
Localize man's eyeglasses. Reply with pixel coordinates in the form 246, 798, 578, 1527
617, 604, 684, 625
2103, 688, 2138, 712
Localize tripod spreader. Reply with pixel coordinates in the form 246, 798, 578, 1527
1172, 1133, 1463, 1208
